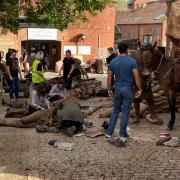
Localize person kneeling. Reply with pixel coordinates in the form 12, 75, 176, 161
48, 78, 67, 102
53, 90, 85, 137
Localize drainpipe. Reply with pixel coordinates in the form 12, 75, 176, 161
97, 33, 100, 59
138, 24, 140, 42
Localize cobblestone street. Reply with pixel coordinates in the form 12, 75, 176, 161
0, 96, 179, 180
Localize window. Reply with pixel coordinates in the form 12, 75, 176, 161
143, 35, 152, 45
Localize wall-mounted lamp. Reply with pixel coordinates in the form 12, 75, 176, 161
81, 33, 86, 40
69, 33, 86, 45
78, 33, 86, 42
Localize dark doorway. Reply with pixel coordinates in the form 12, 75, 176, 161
21, 40, 61, 69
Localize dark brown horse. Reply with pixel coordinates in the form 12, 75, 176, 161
141, 46, 180, 130
129, 49, 162, 125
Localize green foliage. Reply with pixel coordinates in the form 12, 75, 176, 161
0, 0, 20, 33
0, 0, 113, 33
116, 0, 127, 9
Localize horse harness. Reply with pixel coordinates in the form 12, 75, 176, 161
152, 54, 174, 81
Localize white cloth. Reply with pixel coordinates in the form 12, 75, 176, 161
48, 84, 67, 98
30, 90, 49, 109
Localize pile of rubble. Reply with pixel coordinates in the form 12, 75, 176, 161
72, 78, 102, 99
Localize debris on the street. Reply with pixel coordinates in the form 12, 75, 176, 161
72, 79, 102, 99
48, 140, 58, 146
54, 142, 75, 151
85, 121, 94, 128
36, 125, 49, 133
156, 133, 179, 147
163, 137, 179, 147
85, 128, 105, 138
73, 133, 85, 137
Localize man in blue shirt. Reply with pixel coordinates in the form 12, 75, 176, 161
106, 43, 142, 147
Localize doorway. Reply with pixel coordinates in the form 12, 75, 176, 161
21, 40, 61, 69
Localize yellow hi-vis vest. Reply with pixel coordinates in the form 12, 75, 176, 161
32, 59, 44, 84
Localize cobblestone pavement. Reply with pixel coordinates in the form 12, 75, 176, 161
0, 96, 179, 180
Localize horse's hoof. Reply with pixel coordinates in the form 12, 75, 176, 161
157, 119, 163, 125
167, 124, 173, 131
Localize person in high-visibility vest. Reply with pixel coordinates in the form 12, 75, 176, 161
31, 51, 46, 92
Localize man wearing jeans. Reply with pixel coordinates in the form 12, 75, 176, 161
6, 49, 22, 100
106, 43, 142, 147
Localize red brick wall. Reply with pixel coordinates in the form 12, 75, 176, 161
62, 7, 115, 61
120, 23, 166, 46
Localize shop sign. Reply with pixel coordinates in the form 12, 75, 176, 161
78, 46, 91, 55
28, 28, 57, 40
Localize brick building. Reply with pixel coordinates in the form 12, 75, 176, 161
117, 1, 167, 47
0, 7, 115, 68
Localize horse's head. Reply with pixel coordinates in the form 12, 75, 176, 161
140, 42, 161, 76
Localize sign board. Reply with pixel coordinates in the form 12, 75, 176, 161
28, 28, 57, 40
64, 46, 77, 55
78, 46, 91, 55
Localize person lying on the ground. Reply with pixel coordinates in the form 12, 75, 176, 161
0, 90, 85, 136
48, 78, 67, 102
0, 108, 54, 128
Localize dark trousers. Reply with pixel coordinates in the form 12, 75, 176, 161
28, 105, 38, 114
63, 76, 72, 90
8, 77, 20, 99
49, 95, 63, 102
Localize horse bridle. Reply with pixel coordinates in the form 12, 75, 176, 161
151, 54, 174, 81
153, 54, 164, 74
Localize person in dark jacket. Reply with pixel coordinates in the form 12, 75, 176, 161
106, 47, 117, 65
59, 50, 75, 90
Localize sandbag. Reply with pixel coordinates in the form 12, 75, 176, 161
176, 108, 180, 114
152, 84, 160, 93
158, 90, 165, 96
154, 100, 168, 106
153, 93, 161, 98
157, 105, 169, 109
2, 96, 27, 108
99, 108, 112, 118
176, 104, 180, 108
153, 97, 162, 103
160, 96, 168, 101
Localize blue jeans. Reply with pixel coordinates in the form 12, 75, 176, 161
107, 87, 134, 138
8, 77, 20, 99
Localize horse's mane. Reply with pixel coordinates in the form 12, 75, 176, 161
153, 49, 173, 63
